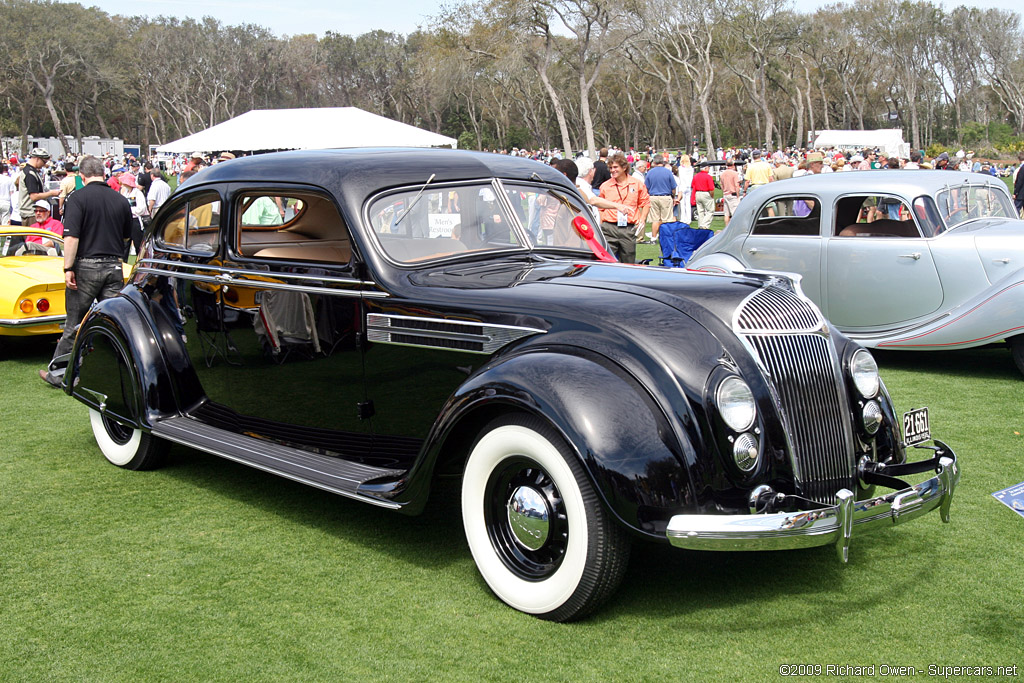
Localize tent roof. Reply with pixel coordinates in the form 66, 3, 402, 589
156, 107, 457, 154
811, 129, 909, 156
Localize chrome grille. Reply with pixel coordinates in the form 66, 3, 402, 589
736, 286, 854, 504
737, 286, 822, 332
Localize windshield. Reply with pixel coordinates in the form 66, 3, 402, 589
366, 180, 603, 264
934, 184, 1015, 230
0, 232, 64, 257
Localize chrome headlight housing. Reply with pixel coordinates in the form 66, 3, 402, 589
716, 376, 756, 432
850, 349, 880, 399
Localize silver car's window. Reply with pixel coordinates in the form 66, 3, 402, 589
834, 195, 920, 238
752, 197, 820, 236
935, 184, 1015, 229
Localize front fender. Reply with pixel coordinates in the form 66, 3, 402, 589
400, 346, 699, 540
66, 286, 199, 429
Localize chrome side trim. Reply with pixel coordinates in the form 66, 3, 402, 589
135, 266, 389, 299
0, 314, 65, 327
366, 313, 545, 355
137, 258, 365, 285
667, 449, 958, 561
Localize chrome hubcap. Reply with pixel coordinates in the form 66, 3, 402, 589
507, 485, 550, 551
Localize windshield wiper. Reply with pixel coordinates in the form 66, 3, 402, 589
394, 173, 436, 227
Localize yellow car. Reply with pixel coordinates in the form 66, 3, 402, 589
0, 225, 132, 338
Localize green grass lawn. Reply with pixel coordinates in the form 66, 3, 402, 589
1, 334, 1022, 680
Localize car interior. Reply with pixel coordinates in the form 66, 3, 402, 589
834, 195, 920, 237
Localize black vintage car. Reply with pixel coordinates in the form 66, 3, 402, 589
55, 149, 959, 621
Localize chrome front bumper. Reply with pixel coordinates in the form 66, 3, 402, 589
666, 442, 959, 562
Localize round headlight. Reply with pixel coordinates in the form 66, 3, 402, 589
850, 349, 880, 398
717, 376, 756, 432
733, 432, 759, 471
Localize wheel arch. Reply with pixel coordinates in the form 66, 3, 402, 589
67, 288, 200, 430
400, 346, 700, 540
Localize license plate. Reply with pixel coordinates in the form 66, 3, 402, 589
903, 407, 931, 446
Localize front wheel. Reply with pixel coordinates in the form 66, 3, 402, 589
461, 414, 629, 621
1011, 335, 1024, 378
89, 409, 168, 470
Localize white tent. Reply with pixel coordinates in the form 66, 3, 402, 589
811, 129, 910, 159
155, 107, 457, 154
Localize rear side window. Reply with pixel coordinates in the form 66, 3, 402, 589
833, 195, 920, 238
159, 192, 221, 253
752, 197, 821, 236
236, 191, 352, 265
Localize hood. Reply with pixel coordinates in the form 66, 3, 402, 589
411, 259, 766, 328
0, 256, 64, 294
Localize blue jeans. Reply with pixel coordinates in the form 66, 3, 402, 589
51, 258, 124, 363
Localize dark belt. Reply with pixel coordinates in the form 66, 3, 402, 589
77, 256, 121, 263
602, 221, 635, 227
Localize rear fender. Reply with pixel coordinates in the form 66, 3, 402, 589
401, 347, 699, 539
67, 288, 199, 429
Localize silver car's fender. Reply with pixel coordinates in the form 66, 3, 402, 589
685, 251, 745, 274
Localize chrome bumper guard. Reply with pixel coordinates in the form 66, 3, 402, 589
666, 441, 959, 562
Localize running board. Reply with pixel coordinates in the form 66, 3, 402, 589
151, 416, 406, 509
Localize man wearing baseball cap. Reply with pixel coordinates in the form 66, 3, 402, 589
17, 148, 59, 226
24, 200, 64, 250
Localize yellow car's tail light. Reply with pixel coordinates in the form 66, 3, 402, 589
19, 298, 34, 314
36, 298, 50, 312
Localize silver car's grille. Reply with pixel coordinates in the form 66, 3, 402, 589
736, 287, 854, 504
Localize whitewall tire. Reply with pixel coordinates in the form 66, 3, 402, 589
461, 414, 629, 621
89, 409, 168, 470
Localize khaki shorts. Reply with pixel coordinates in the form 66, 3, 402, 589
722, 194, 740, 218
649, 195, 674, 224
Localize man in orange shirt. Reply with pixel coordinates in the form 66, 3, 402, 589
598, 153, 650, 263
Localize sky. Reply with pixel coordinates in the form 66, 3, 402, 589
74, 0, 1019, 38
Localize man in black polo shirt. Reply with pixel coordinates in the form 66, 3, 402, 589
40, 155, 133, 387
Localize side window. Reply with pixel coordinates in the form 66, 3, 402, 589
368, 184, 525, 263
236, 191, 352, 265
159, 191, 221, 253
834, 195, 920, 238
751, 197, 821, 236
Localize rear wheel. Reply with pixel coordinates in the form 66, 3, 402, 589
89, 409, 168, 470
461, 414, 629, 621
1011, 335, 1024, 378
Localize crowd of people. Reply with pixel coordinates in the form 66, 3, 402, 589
521, 144, 1018, 263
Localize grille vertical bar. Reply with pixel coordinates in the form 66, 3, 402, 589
736, 287, 854, 505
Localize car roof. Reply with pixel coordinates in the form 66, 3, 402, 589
182, 148, 580, 208
749, 169, 1008, 201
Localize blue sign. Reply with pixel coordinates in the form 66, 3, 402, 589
992, 481, 1024, 519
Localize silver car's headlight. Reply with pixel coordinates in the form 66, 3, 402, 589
850, 349, 880, 399
716, 376, 756, 432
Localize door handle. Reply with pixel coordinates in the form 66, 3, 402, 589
747, 247, 759, 254
993, 258, 1010, 264
898, 252, 921, 260
214, 273, 234, 282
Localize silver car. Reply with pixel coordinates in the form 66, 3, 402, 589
688, 170, 1024, 376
